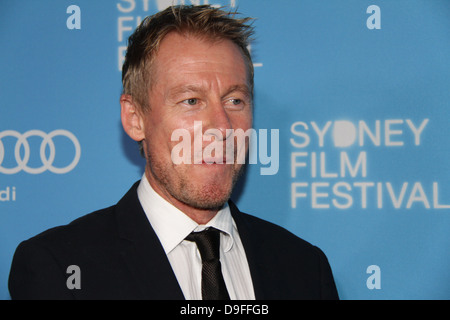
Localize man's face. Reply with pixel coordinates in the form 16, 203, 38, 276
140, 32, 253, 212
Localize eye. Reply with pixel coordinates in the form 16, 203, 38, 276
231, 99, 242, 105
183, 98, 198, 106
225, 98, 246, 109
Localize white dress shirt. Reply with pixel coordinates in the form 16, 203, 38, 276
137, 174, 255, 300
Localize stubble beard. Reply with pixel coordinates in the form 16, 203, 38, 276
146, 150, 245, 211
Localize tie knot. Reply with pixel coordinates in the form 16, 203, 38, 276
185, 228, 221, 262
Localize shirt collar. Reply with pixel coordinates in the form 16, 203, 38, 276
137, 174, 235, 254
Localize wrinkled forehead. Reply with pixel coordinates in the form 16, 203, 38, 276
150, 31, 250, 89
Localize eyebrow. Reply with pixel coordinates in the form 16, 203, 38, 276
223, 84, 252, 99
167, 84, 251, 100
168, 85, 206, 97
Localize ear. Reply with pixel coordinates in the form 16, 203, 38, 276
120, 94, 146, 142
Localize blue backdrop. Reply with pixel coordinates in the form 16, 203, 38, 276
1, 0, 449, 300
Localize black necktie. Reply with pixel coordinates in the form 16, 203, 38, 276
185, 227, 230, 300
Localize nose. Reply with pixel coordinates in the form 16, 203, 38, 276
203, 100, 232, 141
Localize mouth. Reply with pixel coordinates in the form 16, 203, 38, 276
201, 157, 228, 165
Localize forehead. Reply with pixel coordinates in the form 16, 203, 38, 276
151, 32, 249, 89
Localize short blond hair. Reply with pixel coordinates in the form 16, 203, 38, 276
121, 5, 255, 111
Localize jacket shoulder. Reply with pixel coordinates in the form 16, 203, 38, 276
233, 207, 317, 252
230, 203, 339, 299
25, 205, 118, 248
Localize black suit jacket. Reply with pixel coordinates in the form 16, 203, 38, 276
9, 182, 339, 300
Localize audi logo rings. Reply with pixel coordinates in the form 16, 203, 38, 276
0, 130, 81, 174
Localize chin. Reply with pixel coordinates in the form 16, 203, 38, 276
179, 181, 233, 210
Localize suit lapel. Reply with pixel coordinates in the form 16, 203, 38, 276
115, 182, 185, 299
229, 201, 266, 300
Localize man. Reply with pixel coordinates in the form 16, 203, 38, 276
9, 5, 339, 300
